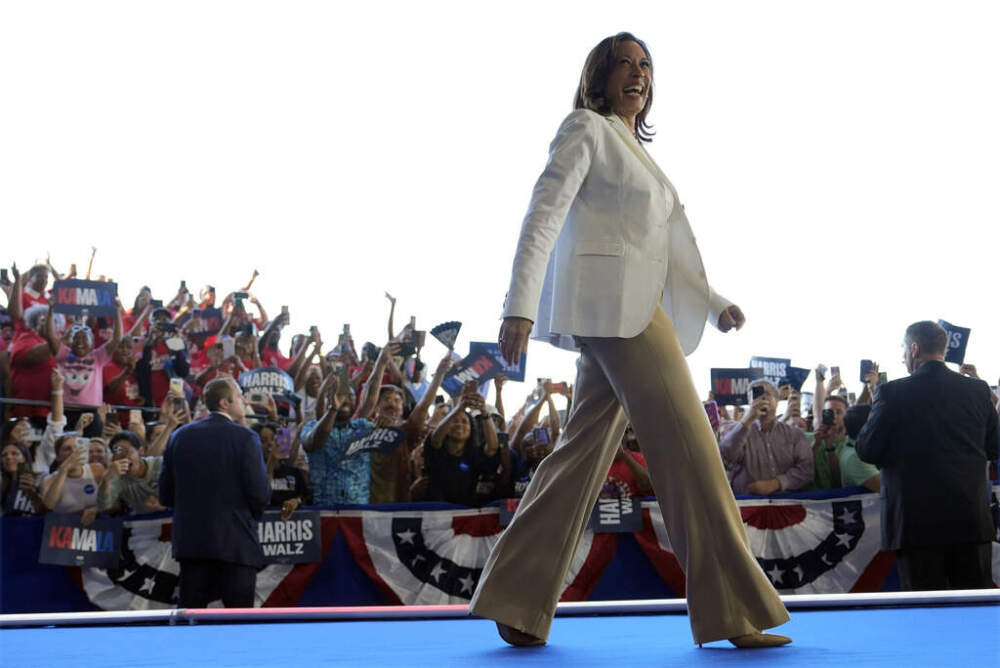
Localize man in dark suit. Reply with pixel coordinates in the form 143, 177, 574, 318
857, 321, 998, 590
159, 377, 271, 607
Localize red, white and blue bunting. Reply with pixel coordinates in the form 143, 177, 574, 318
3, 488, 995, 612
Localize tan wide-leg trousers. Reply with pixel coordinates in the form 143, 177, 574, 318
469, 307, 789, 644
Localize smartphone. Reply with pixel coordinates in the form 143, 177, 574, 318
309, 325, 319, 337
248, 391, 268, 404
414, 330, 426, 347
179, 280, 187, 291
233, 291, 249, 300
497, 432, 510, 448
703, 400, 720, 430
751, 384, 765, 400
16, 459, 31, 477
397, 341, 417, 357
878, 371, 888, 385
169, 377, 184, 396
150, 299, 164, 309
831, 365, 841, 378
0, 268, 9, 283
75, 438, 89, 459
821, 408, 835, 426
532, 427, 550, 446
816, 363, 828, 380
221, 337, 235, 359
408, 316, 416, 328
281, 305, 289, 321
275, 427, 293, 458
129, 409, 142, 425
343, 323, 350, 335
859, 359, 875, 382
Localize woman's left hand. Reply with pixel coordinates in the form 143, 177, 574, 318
718, 305, 745, 333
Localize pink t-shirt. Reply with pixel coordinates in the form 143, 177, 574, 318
58, 343, 113, 407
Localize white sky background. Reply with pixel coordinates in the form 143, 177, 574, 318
2, 1, 999, 412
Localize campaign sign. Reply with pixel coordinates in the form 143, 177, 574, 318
39, 513, 121, 569
710, 367, 764, 405
239, 366, 294, 396
257, 510, 321, 564
587, 497, 642, 533
786, 367, 811, 392
749, 356, 790, 387
498, 498, 520, 527
52, 280, 118, 317
938, 320, 971, 365
344, 427, 406, 457
441, 341, 527, 397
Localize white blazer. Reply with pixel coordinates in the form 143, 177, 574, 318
502, 109, 732, 355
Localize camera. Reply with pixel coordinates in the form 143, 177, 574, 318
821, 408, 835, 426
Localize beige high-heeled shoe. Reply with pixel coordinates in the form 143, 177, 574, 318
496, 622, 546, 647
726, 632, 792, 648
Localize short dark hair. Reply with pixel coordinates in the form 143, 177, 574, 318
109, 429, 143, 453
904, 320, 948, 356
575, 32, 655, 143
204, 378, 235, 411
377, 385, 404, 403
825, 395, 849, 410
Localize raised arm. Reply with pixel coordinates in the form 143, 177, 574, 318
545, 392, 561, 443
385, 292, 396, 341
354, 342, 398, 419
404, 353, 454, 431
429, 398, 471, 450
511, 385, 552, 456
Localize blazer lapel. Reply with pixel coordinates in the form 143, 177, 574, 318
605, 115, 667, 182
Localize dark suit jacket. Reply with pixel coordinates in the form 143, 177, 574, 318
856, 361, 999, 550
159, 413, 271, 568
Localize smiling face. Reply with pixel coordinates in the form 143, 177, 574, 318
603, 40, 652, 126
448, 412, 472, 442
70, 329, 93, 358
2, 444, 24, 473
376, 387, 404, 422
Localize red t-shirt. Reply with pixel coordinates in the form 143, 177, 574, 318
143, 340, 173, 407
102, 360, 142, 408
8, 320, 56, 418
260, 347, 292, 371
21, 289, 48, 310
601, 452, 648, 499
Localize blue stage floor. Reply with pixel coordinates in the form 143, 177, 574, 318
3, 604, 998, 667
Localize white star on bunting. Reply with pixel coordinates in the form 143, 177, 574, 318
767, 565, 784, 584
429, 562, 446, 583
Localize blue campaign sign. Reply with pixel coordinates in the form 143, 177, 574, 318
344, 427, 407, 457
938, 320, 971, 365
52, 280, 118, 317
786, 367, 811, 392
497, 498, 520, 527
38, 513, 121, 569
441, 341, 527, 397
469, 342, 526, 382
257, 510, 321, 564
587, 497, 643, 533
239, 366, 295, 396
749, 356, 790, 387
710, 367, 764, 406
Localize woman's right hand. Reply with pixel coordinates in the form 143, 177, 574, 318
498, 317, 533, 366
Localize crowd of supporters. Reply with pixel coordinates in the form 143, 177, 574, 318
3, 262, 996, 526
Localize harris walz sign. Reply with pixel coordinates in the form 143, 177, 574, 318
258, 510, 321, 564
39, 513, 121, 569
52, 280, 118, 317
442, 341, 526, 397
